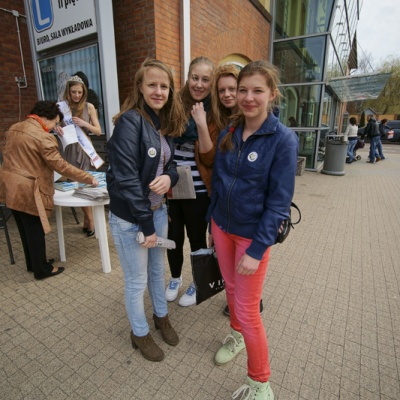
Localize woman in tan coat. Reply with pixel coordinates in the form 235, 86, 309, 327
0, 101, 98, 280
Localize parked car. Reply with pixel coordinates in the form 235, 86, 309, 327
386, 120, 400, 142
357, 120, 400, 142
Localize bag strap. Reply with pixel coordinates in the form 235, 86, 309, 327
290, 202, 301, 226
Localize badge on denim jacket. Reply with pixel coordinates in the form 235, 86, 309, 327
248, 152, 258, 162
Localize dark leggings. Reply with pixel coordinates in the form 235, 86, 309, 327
12, 210, 53, 279
167, 195, 210, 278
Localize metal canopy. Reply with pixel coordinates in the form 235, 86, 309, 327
327, 72, 391, 102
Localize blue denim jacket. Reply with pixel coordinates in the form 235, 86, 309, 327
208, 112, 299, 260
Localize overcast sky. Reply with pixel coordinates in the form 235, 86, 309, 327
356, 0, 400, 69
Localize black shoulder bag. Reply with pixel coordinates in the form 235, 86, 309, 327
275, 202, 301, 244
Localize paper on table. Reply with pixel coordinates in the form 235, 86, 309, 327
58, 124, 78, 150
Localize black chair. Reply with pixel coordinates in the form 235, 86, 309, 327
0, 204, 15, 264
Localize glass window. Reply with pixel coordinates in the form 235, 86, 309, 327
275, 0, 334, 39
274, 36, 326, 84
321, 91, 333, 127
38, 44, 105, 133
317, 127, 329, 167
280, 84, 322, 128
325, 36, 344, 80
296, 130, 317, 168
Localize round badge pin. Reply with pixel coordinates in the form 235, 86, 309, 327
148, 147, 157, 158
248, 152, 258, 162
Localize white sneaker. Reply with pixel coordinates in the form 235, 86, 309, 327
232, 377, 274, 399
214, 329, 246, 366
178, 282, 196, 307
165, 277, 182, 302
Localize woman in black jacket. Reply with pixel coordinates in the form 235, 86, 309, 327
106, 59, 185, 362
165, 56, 215, 307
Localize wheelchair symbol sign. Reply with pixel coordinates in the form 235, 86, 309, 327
31, 0, 53, 32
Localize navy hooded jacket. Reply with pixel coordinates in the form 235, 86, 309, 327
207, 112, 299, 260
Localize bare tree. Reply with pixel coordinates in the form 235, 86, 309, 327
364, 56, 400, 115
347, 55, 400, 118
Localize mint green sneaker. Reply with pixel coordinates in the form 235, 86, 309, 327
232, 377, 274, 399
214, 329, 246, 366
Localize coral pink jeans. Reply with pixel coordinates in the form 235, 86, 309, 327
212, 219, 271, 382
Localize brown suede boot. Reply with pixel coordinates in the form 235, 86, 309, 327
153, 314, 179, 346
130, 331, 164, 361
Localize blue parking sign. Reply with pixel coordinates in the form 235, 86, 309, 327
31, 0, 53, 32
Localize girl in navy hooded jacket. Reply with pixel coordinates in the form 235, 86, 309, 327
208, 60, 299, 399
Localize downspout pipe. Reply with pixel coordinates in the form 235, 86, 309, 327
180, 0, 191, 87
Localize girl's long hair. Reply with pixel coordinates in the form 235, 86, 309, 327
113, 59, 186, 137
63, 79, 88, 118
220, 60, 282, 152
179, 56, 214, 120
210, 64, 239, 132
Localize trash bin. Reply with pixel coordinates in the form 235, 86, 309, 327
321, 134, 348, 176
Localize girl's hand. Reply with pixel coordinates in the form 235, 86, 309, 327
208, 233, 214, 248
149, 175, 171, 195
91, 178, 99, 187
141, 232, 157, 248
191, 102, 207, 128
72, 116, 86, 129
237, 253, 259, 275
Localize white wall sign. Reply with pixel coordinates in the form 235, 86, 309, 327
29, 0, 97, 51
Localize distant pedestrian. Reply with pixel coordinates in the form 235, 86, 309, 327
376, 119, 387, 160
344, 117, 358, 163
288, 116, 297, 127
364, 114, 381, 163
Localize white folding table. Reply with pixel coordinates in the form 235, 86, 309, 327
53, 190, 111, 273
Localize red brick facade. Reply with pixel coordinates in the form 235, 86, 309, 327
113, 0, 271, 105
189, 0, 270, 64
0, 1, 38, 142
0, 1, 271, 146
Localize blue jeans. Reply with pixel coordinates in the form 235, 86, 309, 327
375, 138, 385, 159
109, 206, 168, 337
347, 138, 357, 161
369, 136, 380, 162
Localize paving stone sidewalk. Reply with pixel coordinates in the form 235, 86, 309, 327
1, 145, 400, 400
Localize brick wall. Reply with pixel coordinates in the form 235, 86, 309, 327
112, 0, 157, 104
154, 0, 181, 86
190, 0, 270, 67
112, 0, 271, 100
0, 1, 38, 147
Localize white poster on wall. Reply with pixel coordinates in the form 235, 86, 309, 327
29, 0, 97, 52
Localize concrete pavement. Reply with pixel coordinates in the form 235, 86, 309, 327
1, 144, 400, 399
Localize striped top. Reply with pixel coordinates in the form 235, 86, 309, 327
174, 141, 207, 194
149, 135, 171, 206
